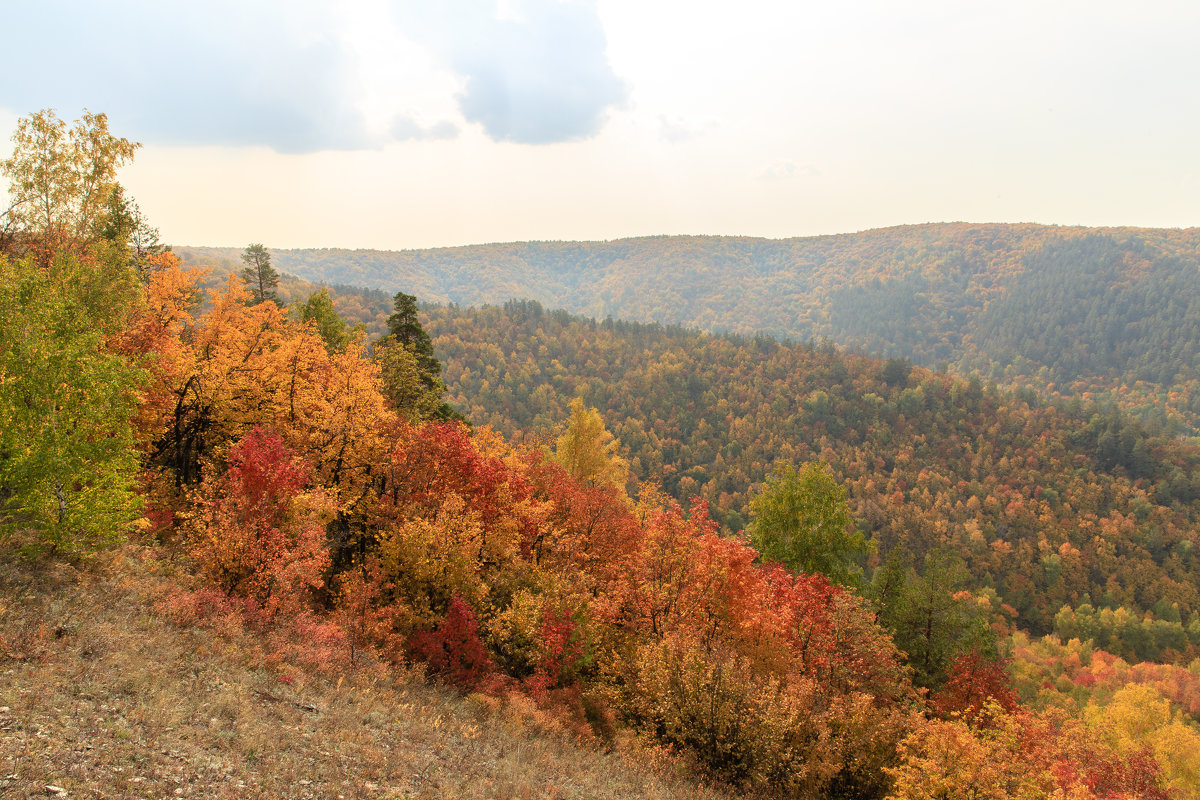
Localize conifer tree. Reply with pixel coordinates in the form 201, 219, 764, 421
100, 185, 167, 282
379, 291, 461, 422
387, 291, 441, 390
240, 243, 280, 305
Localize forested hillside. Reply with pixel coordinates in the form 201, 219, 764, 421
427, 301, 1200, 655
8, 108, 1199, 798
4, 112, 919, 799
179, 224, 1200, 431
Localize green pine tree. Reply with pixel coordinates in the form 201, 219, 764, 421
380, 291, 461, 422
240, 243, 280, 305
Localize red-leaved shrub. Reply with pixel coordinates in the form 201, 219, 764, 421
408, 595, 494, 690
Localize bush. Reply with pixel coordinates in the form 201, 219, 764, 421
623, 633, 906, 799
408, 594, 494, 690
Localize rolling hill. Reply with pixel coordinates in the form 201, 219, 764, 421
422, 300, 1200, 653
176, 223, 1200, 431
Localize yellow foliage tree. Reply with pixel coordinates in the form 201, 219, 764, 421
1085, 684, 1200, 796
2, 109, 139, 244
553, 397, 628, 490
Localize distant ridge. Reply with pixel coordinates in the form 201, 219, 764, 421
176, 222, 1200, 431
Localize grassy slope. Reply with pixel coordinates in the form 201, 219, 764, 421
0, 542, 727, 800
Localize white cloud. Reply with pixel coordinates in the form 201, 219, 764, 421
0, 0, 628, 152
398, 0, 629, 144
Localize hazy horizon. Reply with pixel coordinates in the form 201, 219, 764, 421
171, 219, 1200, 254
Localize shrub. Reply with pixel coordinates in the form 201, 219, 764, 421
408, 594, 494, 690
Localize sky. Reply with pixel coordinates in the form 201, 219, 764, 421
2, 0, 1199, 250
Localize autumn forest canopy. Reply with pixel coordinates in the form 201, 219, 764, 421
179, 222, 1200, 435
6, 109, 1200, 799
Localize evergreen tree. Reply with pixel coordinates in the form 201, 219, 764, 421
388, 291, 441, 391
240, 243, 280, 305
379, 291, 462, 422
100, 185, 167, 283
878, 551, 996, 690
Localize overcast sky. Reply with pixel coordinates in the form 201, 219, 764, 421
2, 0, 1198, 250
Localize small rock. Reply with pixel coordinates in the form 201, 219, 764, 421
45, 786, 68, 797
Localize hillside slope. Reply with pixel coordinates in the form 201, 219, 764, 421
425, 301, 1200, 647
0, 543, 726, 800
177, 223, 1200, 430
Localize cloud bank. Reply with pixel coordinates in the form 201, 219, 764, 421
427, 0, 629, 144
0, 0, 627, 153
0, 1, 380, 153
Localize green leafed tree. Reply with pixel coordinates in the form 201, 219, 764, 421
240, 243, 280, 306
0, 252, 142, 552
300, 288, 352, 352
747, 461, 867, 586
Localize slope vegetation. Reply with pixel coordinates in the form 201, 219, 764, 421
426, 301, 1200, 646
0, 542, 727, 800
6, 107, 1191, 800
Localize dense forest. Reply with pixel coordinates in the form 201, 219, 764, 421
6, 110, 1200, 798
423, 302, 1200, 654
178, 225, 1200, 432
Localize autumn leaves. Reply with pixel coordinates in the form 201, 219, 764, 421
104, 259, 914, 792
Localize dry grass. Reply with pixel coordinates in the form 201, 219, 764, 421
0, 541, 730, 800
